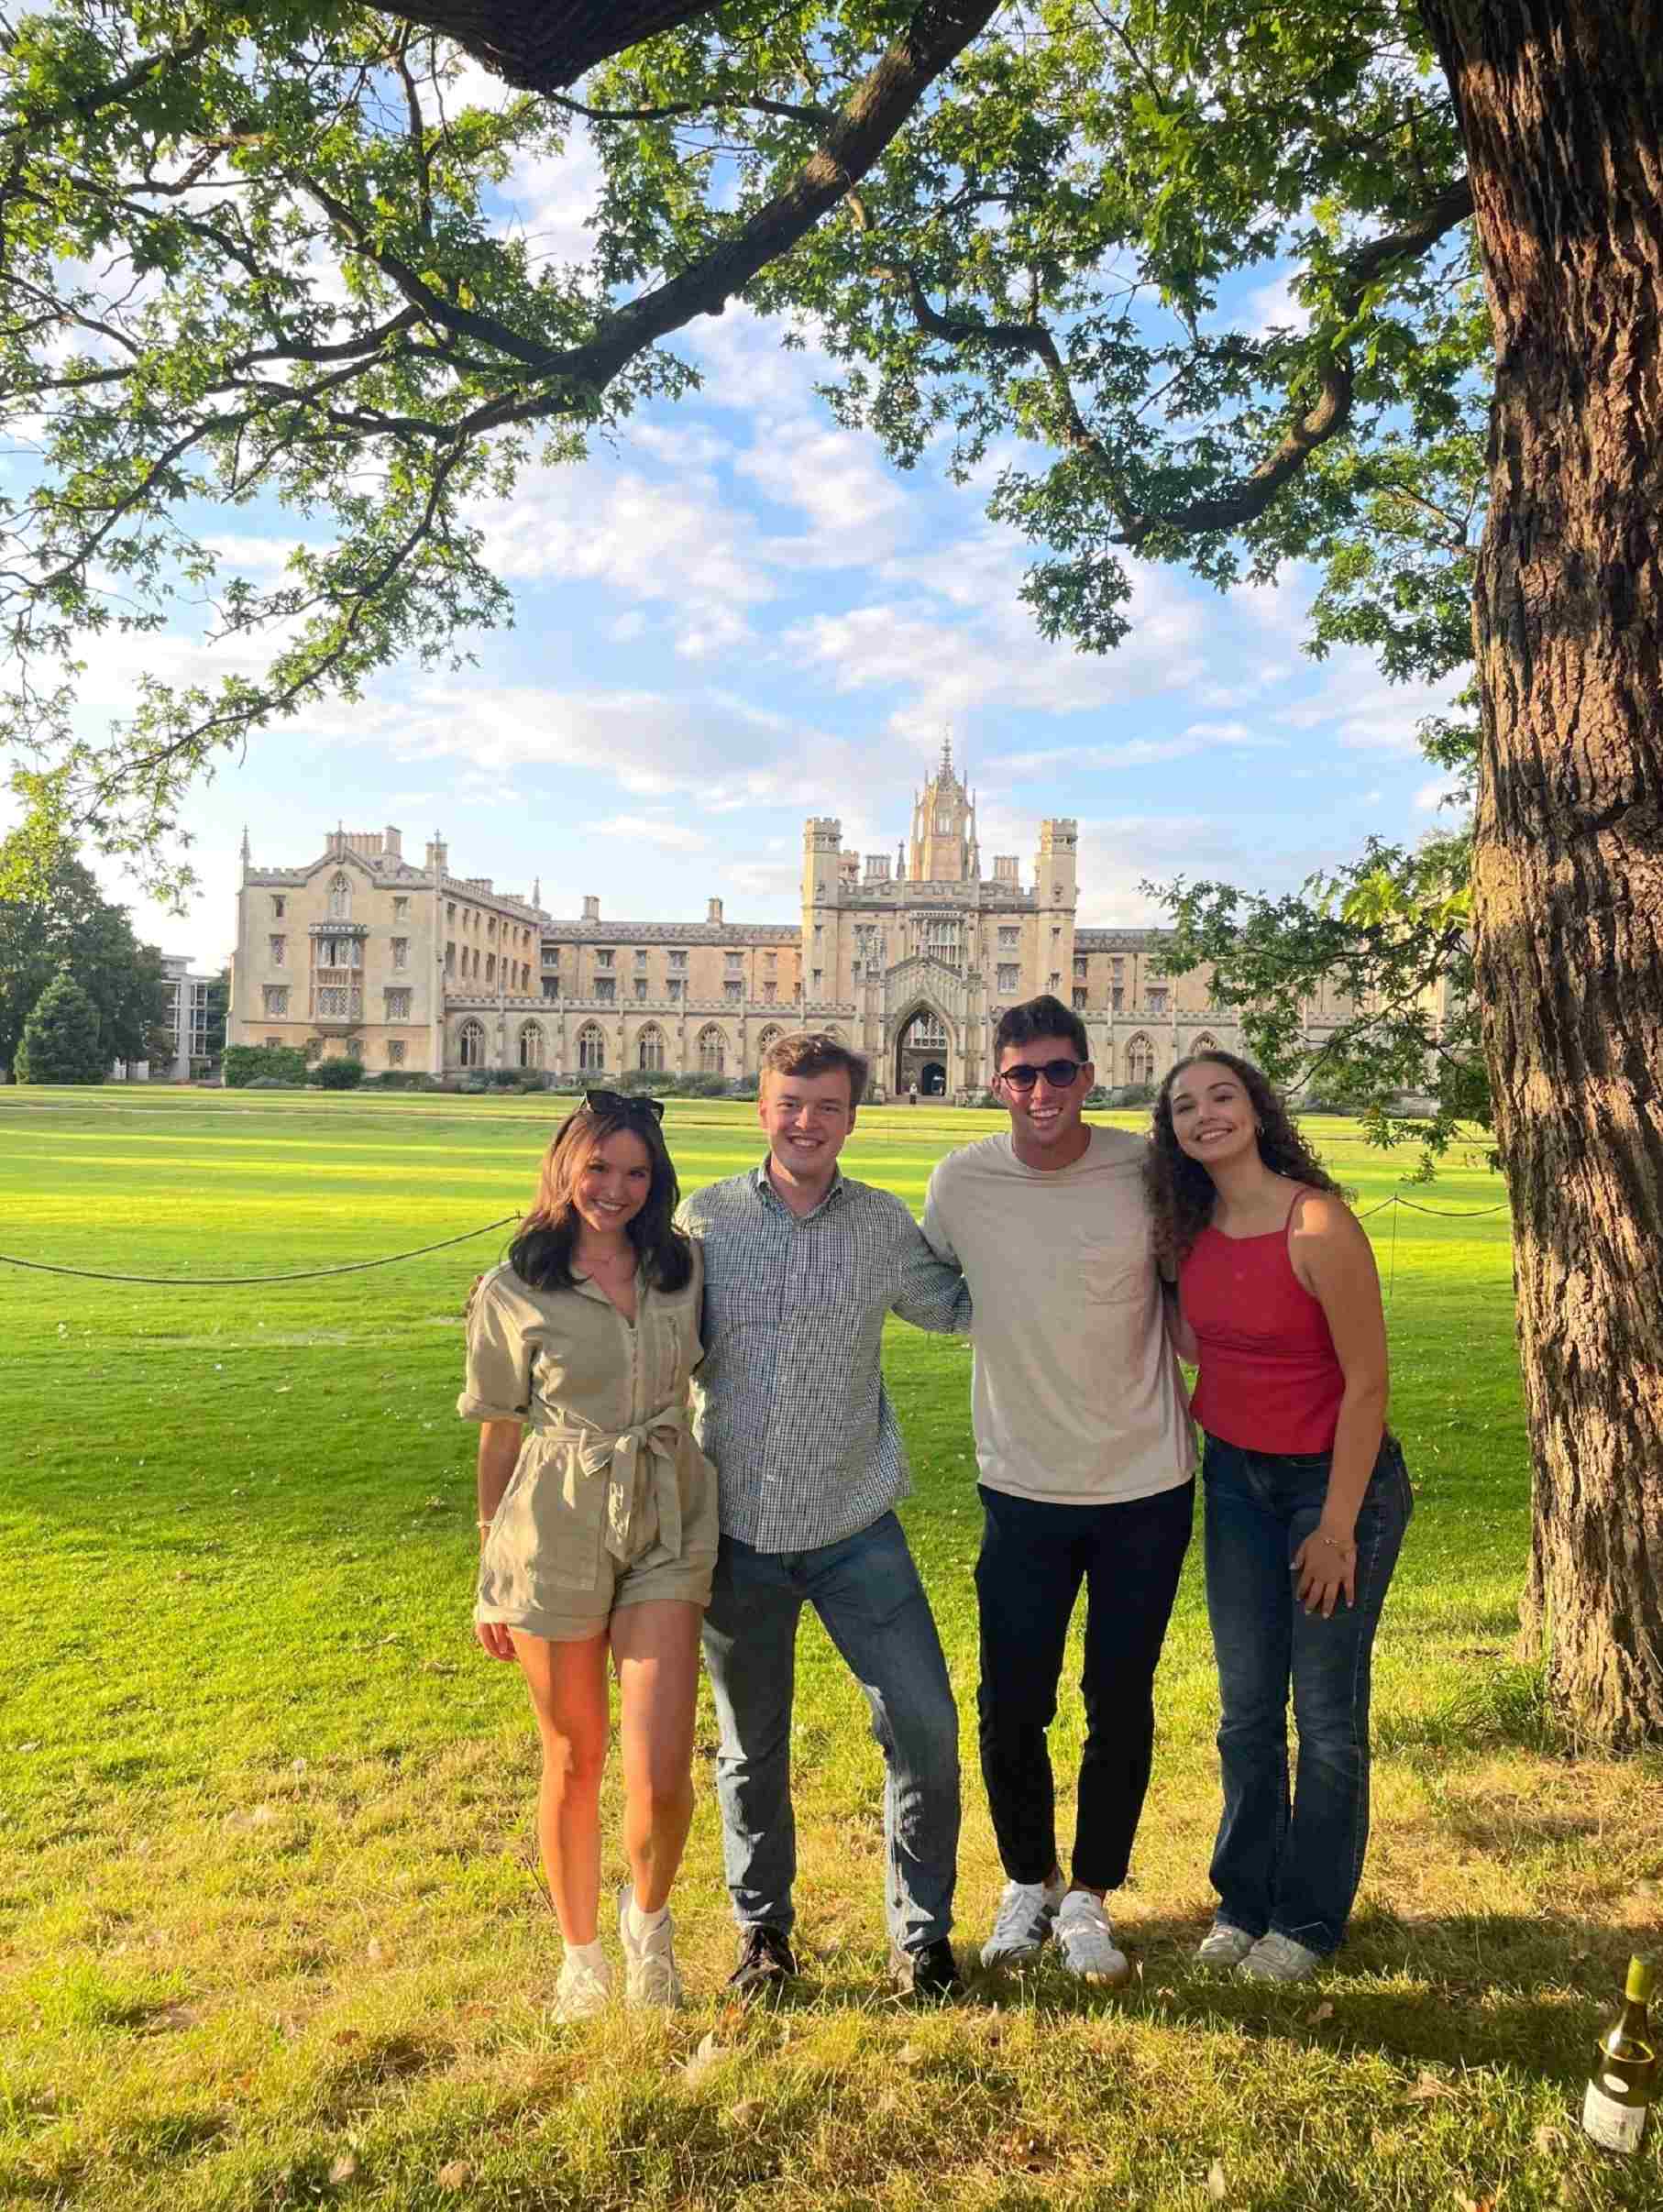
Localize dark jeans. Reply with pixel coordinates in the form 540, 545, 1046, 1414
975, 1478, 1195, 1893
700, 1513, 961, 1954
1203, 1431, 1412, 1955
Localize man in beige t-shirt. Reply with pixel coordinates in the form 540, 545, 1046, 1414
923, 995, 1195, 1984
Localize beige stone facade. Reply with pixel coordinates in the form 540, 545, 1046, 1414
228, 752, 1371, 1092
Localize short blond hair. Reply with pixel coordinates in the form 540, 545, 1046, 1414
761, 1029, 869, 1106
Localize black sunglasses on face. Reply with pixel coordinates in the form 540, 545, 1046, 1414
997, 1059, 1086, 1091
583, 1088, 665, 1122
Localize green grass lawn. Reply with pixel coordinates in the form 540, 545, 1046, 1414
1, 1087, 1658, 2211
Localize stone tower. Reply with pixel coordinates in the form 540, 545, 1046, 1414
1035, 817, 1079, 999
909, 734, 979, 885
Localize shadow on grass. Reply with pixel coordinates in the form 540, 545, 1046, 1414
703, 1910, 1622, 2088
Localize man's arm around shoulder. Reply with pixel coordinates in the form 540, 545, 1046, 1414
898, 1175, 972, 1336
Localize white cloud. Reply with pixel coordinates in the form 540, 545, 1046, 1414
1241, 270, 1313, 338
782, 556, 1207, 757
1415, 776, 1463, 813
589, 814, 710, 853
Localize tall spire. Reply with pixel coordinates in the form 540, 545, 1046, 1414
239, 823, 250, 878
940, 726, 953, 776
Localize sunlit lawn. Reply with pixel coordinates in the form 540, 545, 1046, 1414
1, 1086, 1658, 2210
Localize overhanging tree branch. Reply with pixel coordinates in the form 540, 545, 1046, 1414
879, 173, 1475, 545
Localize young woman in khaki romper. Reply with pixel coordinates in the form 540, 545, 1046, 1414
460, 1095, 718, 2019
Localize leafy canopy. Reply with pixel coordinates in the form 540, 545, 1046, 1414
3, 0, 1484, 1060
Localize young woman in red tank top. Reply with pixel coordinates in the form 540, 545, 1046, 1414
1147, 1051, 1411, 1985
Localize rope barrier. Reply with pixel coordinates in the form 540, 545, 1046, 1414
0, 1215, 518, 1287
0, 1192, 1511, 1292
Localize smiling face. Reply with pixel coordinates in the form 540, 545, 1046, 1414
995, 1031, 1093, 1161
758, 1063, 855, 1183
1165, 1058, 1260, 1171
567, 1127, 654, 1240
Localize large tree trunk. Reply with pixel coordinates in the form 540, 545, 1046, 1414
1419, 1, 1663, 1741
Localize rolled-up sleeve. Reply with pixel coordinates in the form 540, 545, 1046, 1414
457, 1271, 532, 1423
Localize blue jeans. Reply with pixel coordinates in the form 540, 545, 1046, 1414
700, 1513, 961, 1954
1204, 1432, 1411, 1955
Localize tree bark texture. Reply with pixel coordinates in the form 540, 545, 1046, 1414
1420, 0, 1663, 1740
391, 3, 719, 93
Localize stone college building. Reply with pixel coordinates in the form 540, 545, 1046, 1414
228, 742, 1354, 1097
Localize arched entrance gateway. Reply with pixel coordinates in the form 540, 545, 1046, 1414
895, 1007, 950, 1096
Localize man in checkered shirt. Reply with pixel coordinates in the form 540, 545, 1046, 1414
680, 1030, 972, 2004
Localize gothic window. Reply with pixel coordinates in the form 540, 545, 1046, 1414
634, 978, 648, 1001
936, 809, 953, 833
1073, 991, 1087, 1012
634, 949, 648, 968
595, 947, 614, 968
1112, 985, 1124, 1012
391, 937, 409, 970
724, 981, 743, 1002
269, 935, 286, 966
577, 1023, 606, 1073
997, 963, 1019, 992
393, 897, 410, 920
1148, 987, 1169, 1014
1126, 1033, 1155, 1086
327, 871, 352, 919
385, 988, 412, 1019
698, 1025, 726, 1074
905, 1009, 948, 1050
595, 977, 615, 1003
998, 926, 1019, 949
262, 985, 289, 1018
485, 954, 495, 984
271, 897, 285, 919
757, 1026, 784, 1059
668, 950, 688, 970
387, 1040, 407, 1067
457, 1018, 487, 1068
637, 1026, 666, 1073
1193, 1033, 1219, 1057
518, 1021, 545, 1069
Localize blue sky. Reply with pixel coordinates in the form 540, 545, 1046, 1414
37, 95, 1465, 974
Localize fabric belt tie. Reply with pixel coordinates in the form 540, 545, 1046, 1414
540, 1405, 686, 1565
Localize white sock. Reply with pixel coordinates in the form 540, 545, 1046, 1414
626, 1898, 669, 1937
565, 1936, 607, 1973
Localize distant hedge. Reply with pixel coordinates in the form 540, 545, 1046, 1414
224, 1043, 307, 1087
307, 1058, 366, 1089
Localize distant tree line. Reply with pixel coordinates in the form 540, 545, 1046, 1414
0, 852, 192, 1083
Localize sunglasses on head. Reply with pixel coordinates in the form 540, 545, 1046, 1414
582, 1088, 665, 1122
997, 1059, 1086, 1092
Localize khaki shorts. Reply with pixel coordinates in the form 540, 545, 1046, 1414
476, 1428, 719, 1643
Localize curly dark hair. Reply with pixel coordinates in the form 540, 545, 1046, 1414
509, 1098, 693, 1294
1146, 1050, 1347, 1269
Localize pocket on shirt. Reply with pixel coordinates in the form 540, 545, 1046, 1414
1074, 1241, 1141, 1304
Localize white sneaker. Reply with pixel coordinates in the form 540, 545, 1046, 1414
554, 1947, 611, 2022
980, 1874, 1066, 1969
619, 1887, 683, 2008
1237, 1931, 1324, 1984
1053, 1889, 1130, 1986
1195, 1920, 1258, 1968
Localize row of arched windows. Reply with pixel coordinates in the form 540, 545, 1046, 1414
454, 1019, 800, 1075
451, 1018, 1215, 1081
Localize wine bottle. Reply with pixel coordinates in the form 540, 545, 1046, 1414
1580, 1954, 1656, 2154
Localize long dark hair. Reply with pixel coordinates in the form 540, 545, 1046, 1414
509, 1101, 693, 1294
1147, 1050, 1347, 1269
